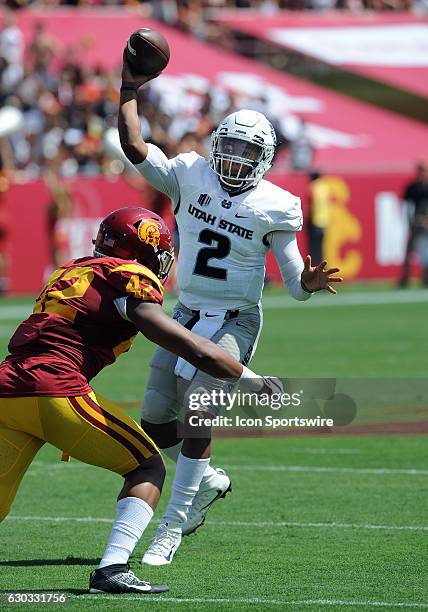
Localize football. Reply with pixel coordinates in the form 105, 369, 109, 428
125, 28, 170, 76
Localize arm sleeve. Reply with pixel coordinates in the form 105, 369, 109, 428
270, 231, 312, 302
133, 143, 180, 205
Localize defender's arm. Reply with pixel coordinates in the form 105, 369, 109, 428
127, 299, 244, 380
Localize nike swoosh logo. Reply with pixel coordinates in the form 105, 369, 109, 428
205, 313, 221, 318
235, 214, 248, 218
130, 583, 152, 592
164, 549, 174, 561
199, 489, 224, 511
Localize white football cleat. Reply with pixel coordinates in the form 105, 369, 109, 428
181, 468, 232, 536
142, 523, 182, 566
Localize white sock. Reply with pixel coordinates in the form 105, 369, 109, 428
161, 441, 183, 463
163, 453, 209, 526
162, 443, 217, 488
99, 496, 153, 569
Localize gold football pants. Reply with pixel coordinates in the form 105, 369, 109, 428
0, 392, 159, 522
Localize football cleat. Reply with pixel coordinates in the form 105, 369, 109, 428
89, 563, 168, 594
142, 523, 182, 566
181, 468, 232, 536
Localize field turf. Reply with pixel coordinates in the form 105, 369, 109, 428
0, 287, 427, 611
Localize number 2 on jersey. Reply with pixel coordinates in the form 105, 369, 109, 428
193, 229, 231, 280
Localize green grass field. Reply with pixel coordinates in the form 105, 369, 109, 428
0, 287, 427, 611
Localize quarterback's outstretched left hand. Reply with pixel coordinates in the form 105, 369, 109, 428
301, 255, 343, 294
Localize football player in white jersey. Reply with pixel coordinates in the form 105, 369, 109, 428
118, 59, 342, 566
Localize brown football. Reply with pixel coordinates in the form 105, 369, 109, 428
125, 28, 170, 76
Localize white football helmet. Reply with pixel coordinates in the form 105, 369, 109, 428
209, 109, 276, 192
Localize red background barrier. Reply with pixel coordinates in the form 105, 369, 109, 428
3, 172, 412, 294
1, 9, 427, 173
215, 11, 428, 99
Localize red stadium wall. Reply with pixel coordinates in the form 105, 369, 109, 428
3, 172, 412, 294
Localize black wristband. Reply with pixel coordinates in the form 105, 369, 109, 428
120, 85, 137, 93
300, 278, 313, 294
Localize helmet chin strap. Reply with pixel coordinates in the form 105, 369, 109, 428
219, 177, 256, 196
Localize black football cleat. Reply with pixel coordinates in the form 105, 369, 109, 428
89, 563, 169, 594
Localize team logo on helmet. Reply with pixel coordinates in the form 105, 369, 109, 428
137, 220, 161, 248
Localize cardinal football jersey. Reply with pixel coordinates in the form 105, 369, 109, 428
0, 257, 163, 397
136, 145, 303, 310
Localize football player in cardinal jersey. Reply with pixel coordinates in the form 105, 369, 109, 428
0, 207, 272, 594
119, 59, 342, 566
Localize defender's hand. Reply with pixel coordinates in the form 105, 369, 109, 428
301, 255, 343, 294
243, 376, 284, 394
121, 50, 160, 90
261, 376, 284, 396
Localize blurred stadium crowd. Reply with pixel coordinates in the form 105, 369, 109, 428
3, 0, 416, 21
1, 0, 418, 180
0, 1, 427, 294
0, 9, 297, 179
0, 13, 196, 178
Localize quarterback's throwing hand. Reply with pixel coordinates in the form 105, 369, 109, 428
121, 50, 160, 91
301, 255, 343, 294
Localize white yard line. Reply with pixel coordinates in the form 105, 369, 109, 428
7, 515, 112, 524
0, 305, 31, 320
69, 595, 428, 608
294, 448, 363, 454
0, 324, 16, 337
27, 461, 428, 476
31, 461, 92, 469
208, 520, 428, 532
1, 289, 428, 322
260, 289, 428, 309
6, 515, 428, 532
222, 464, 428, 476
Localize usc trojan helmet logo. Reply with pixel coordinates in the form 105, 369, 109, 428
137, 220, 161, 248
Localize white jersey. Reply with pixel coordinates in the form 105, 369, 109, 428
135, 144, 311, 311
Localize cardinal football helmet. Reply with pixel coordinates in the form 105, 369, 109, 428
209, 109, 276, 192
94, 207, 174, 281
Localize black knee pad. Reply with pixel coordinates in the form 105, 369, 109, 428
142, 453, 166, 489
141, 419, 182, 448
